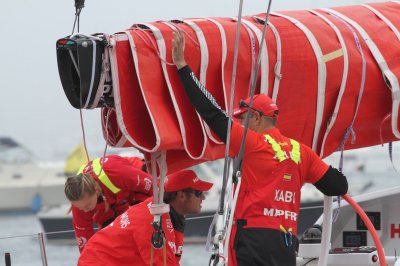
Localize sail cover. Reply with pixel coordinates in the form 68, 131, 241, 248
57, 2, 400, 173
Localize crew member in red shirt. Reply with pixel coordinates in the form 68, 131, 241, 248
172, 30, 348, 266
78, 169, 213, 266
64, 155, 152, 252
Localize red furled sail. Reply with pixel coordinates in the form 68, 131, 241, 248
58, 2, 400, 173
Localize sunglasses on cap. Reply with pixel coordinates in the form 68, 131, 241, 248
183, 188, 204, 198
239, 99, 264, 116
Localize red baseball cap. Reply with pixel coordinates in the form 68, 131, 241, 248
233, 94, 278, 119
164, 170, 213, 192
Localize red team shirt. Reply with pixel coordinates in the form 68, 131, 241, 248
73, 156, 152, 252
227, 122, 329, 265
229, 122, 328, 232
230, 123, 328, 188
78, 198, 182, 266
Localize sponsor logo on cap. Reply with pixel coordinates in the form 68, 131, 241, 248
193, 177, 199, 182
233, 109, 242, 115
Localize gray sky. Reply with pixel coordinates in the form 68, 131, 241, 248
0, 0, 388, 161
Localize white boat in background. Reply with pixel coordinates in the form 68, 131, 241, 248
0, 137, 68, 212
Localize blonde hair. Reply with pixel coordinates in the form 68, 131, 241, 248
64, 173, 109, 213
64, 173, 97, 202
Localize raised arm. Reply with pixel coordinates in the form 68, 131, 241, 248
172, 30, 230, 142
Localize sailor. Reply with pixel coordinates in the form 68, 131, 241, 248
172, 30, 348, 266
64, 155, 153, 252
77, 169, 213, 266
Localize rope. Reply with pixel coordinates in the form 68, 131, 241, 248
208, 0, 247, 262
96, 108, 112, 178
79, 110, 90, 163
169, 21, 201, 47
239, 21, 257, 95
148, 152, 169, 264
133, 27, 174, 66
186, 215, 215, 221
233, 0, 273, 178
328, 11, 367, 224
101, 108, 120, 145
380, 114, 399, 173
218, 0, 244, 209
72, 0, 90, 166
71, 0, 85, 35
209, 1, 273, 264
208, 1, 246, 264
150, 236, 167, 266
330, 10, 366, 152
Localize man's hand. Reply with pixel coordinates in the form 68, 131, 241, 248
172, 30, 187, 70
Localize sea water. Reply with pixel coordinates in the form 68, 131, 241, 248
0, 213, 209, 266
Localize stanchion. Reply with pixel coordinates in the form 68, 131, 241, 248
5, 252, 11, 266
38, 232, 48, 266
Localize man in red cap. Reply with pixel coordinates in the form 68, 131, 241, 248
78, 169, 213, 266
172, 30, 348, 266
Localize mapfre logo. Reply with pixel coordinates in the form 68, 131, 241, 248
120, 212, 130, 229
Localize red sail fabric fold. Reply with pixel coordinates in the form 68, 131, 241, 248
102, 2, 400, 173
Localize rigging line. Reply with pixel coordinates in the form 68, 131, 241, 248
217, 0, 245, 215
335, 17, 366, 153
71, 11, 79, 35
97, 108, 112, 178
326, 10, 367, 223
134, 26, 175, 66
233, 0, 273, 177
0, 233, 39, 240
72, 1, 89, 163
380, 115, 399, 173
71, 1, 84, 35
169, 21, 201, 47
186, 215, 215, 221
79, 109, 90, 163
42, 230, 75, 236
209, 2, 274, 264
